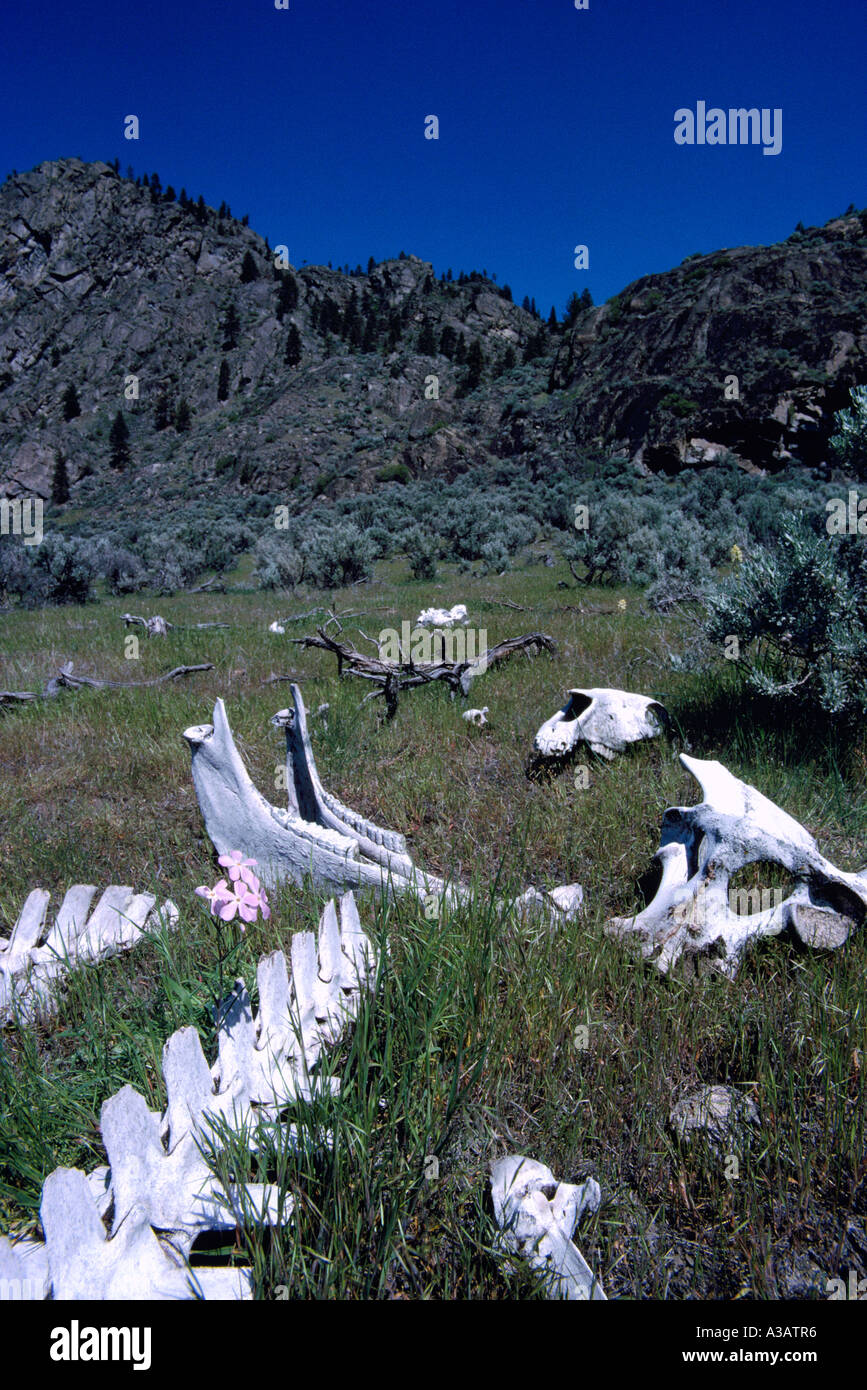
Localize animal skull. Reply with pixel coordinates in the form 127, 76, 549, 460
607, 754, 867, 977
534, 688, 669, 761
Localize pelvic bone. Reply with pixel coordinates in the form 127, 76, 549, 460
606, 754, 867, 977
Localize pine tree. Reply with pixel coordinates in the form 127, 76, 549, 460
175, 398, 191, 432
454, 335, 467, 365
195, 195, 207, 225
463, 339, 484, 392
501, 284, 513, 302
222, 302, 241, 350
276, 271, 298, 320
548, 305, 558, 330
503, 345, 517, 371
179, 188, 188, 208
51, 450, 70, 504
367, 256, 376, 274
149, 172, 162, 202
362, 313, 378, 353
418, 320, 437, 355
285, 323, 302, 366
217, 360, 230, 401
240, 251, 259, 283
154, 392, 171, 430
439, 325, 457, 359
62, 383, 80, 421
109, 410, 130, 470
164, 185, 176, 202
342, 292, 360, 341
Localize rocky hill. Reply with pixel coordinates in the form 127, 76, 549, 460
550, 215, 867, 472
0, 158, 865, 517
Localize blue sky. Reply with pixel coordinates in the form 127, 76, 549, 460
1, 0, 864, 313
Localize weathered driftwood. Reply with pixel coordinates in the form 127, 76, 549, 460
0, 885, 179, 1027
534, 687, 670, 762
289, 627, 556, 706
607, 754, 867, 977
490, 1156, 606, 1300
3, 661, 214, 706
184, 685, 582, 922
0, 892, 376, 1301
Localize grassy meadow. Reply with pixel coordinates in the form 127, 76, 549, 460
1, 553, 866, 1299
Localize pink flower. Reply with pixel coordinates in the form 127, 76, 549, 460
196, 865, 270, 931
218, 851, 260, 889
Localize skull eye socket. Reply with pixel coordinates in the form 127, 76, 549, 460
563, 692, 594, 721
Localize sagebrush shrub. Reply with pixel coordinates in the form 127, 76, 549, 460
705, 524, 867, 716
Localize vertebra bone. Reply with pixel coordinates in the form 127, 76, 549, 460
0, 892, 375, 1301
490, 1155, 605, 1300
0, 885, 178, 1027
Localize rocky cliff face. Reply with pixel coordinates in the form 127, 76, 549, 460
549, 216, 867, 472
0, 159, 556, 507
0, 158, 865, 513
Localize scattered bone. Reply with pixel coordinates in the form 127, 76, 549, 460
0, 886, 179, 1027
490, 1156, 605, 1300
123, 613, 230, 632
607, 754, 867, 977
416, 604, 468, 628
269, 621, 286, 634
185, 686, 582, 924
463, 706, 489, 727
534, 687, 669, 761
670, 1085, 760, 1153
122, 613, 168, 636
0, 892, 376, 1301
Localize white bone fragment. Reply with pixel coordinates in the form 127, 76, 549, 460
269, 621, 286, 634
0, 886, 179, 1027
0, 893, 376, 1301
607, 754, 867, 977
490, 1155, 605, 1300
185, 686, 582, 925
463, 706, 489, 727
534, 688, 669, 761
416, 604, 468, 628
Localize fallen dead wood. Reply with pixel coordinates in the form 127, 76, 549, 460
1, 662, 213, 707
45, 661, 214, 693
287, 627, 556, 716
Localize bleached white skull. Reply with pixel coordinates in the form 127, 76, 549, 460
607, 754, 867, 977
534, 688, 669, 761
